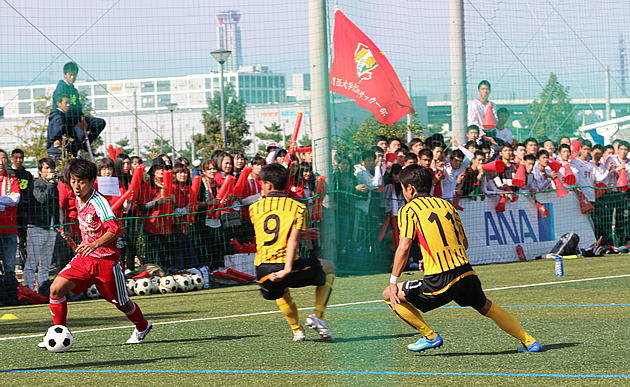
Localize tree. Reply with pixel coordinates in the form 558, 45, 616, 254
519, 73, 578, 140
193, 83, 251, 159
2, 96, 51, 161
255, 122, 286, 154
143, 139, 172, 162
348, 114, 424, 150
115, 137, 135, 155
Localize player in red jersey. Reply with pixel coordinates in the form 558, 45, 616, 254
39, 158, 151, 348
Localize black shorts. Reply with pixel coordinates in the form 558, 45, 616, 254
256, 257, 326, 300
402, 263, 487, 313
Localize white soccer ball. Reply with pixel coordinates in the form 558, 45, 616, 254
126, 279, 136, 296
43, 325, 73, 353
86, 284, 100, 299
150, 277, 160, 294
158, 276, 178, 294
174, 274, 192, 292
190, 273, 204, 291
134, 278, 154, 296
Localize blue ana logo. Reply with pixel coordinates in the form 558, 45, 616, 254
484, 204, 554, 246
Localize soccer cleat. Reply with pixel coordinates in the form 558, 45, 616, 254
518, 341, 542, 352
293, 329, 306, 342
305, 313, 334, 342
125, 321, 152, 344
407, 333, 443, 352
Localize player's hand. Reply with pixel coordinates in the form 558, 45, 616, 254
608, 162, 615, 171
615, 165, 625, 173
356, 184, 368, 193
300, 228, 320, 240
450, 138, 460, 147
418, 259, 424, 272
549, 171, 558, 180
388, 283, 401, 310
76, 241, 99, 257
270, 269, 291, 282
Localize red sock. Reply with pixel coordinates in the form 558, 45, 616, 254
124, 301, 148, 331
49, 296, 67, 326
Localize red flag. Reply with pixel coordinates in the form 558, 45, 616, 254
330, 9, 414, 125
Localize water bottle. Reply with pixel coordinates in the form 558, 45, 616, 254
555, 256, 564, 277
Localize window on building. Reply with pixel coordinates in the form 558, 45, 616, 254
94, 98, 107, 111
280, 76, 285, 88
19, 102, 31, 114
229, 76, 236, 84
142, 82, 155, 93
94, 85, 107, 96
0, 106, 3, 119
257, 90, 262, 104
213, 78, 219, 88
263, 90, 268, 103
257, 76, 262, 88
244, 76, 250, 88
33, 88, 46, 99
263, 77, 268, 88
157, 81, 171, 92
18, 89, 31, 100
274, 77, 279, 88
275, 90, 280, 103
206, 78, 212, 89
157, 94, 171, 107
78, 85, 92, 95
142, 96, 155, 108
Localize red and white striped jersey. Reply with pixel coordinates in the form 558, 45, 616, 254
77, 189, 122, 261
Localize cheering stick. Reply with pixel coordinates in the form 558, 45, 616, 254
233, 167, 253, 197
186, 175, 201, 223
287, 113, 303, 155
108, 144, 116, 160
111, 164, 145, 212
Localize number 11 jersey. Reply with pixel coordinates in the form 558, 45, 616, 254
249, 191, 307, 266
398, 193, 469, 276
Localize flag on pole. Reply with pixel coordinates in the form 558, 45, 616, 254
330, 9, 415, 125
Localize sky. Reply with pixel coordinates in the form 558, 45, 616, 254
1, 0, 629, 101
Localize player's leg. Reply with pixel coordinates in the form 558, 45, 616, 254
48, 277, 77, 326
276, 289, 305, 341
476, 299, 541, 352
305, 259, 334, 341
382, 281, 439, 342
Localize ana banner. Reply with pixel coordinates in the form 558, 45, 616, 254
458, 191, 596, 265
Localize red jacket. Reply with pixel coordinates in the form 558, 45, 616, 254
138, 180, 172, 235
58, 181, 80, 236
0, 173, 20, 234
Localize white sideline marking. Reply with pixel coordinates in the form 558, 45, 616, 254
2, 274, 628, 342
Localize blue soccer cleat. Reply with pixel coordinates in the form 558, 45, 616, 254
407, 333, 443, 352
518, 341, 542, 352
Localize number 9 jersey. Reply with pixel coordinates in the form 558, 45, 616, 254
398, 193, 469, 276
249, 192, 308, 266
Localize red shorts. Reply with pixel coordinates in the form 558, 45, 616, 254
58, 256, 130, 306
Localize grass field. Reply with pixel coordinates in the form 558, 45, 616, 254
1, 255, 630, 386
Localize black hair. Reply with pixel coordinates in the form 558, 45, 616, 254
131, 155, 143, 164
63, 62, 79, 75
11, 149, 24, 157
399, 164, 433, 194
581, 140, 592, 149
251, 154, 267, 166
515, 142, 525, 149
467, 125, 479, 133
0, 149, 6, 158
618, 140, 630, 149
370, 146, 384, 155
523, 154, 536, 162
260, 163, 288, 191
396, 148, 409, 156
57, 92, 69, 102
543, 138, 555, 146
524, 137, 539, 146
298, 162, 315, 191
361, 150, 376, 161
97, 157, 115, 172
176, 156, 190, 166
430, 142, 445, 151
536, 149, 550, 159
558, 143, 571, 152
474, 150, 486, 159
213, 151, 233, 174
37, 157, 55, 171
604, 144, 614, 151
387, 137, 402, 147
65, 157, 97, 182
497, 107, 510, 116
559, 136, 571, 143
114, 153, 131, 187
593, 144, 604, 152
452, 149, 465, 160
405, 153, 418, 163
478, 80, 491, 90
465, 140, 478, 149
419, 148, 433, 159
374, 135, 387, 145
408, 138, 423, 151
173, 163, 190, 186
500, 143, 513, 152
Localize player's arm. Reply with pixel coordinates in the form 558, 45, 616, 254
76, 231, 118, 257
270, 228, 300, 282
388, 236, 413, 309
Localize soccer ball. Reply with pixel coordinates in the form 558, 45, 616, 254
126, 279, 136, 296
190, 273, 204, 290
174, 274, 192, 292
150, 277, 160, 294
43, 325, 73, 353
158, 276, 178, 294
134, 278, 154, 296
86, 284, 100, 299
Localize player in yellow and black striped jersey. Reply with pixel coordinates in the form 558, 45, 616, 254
249, 163, 336, 342
382, 164, 542, 353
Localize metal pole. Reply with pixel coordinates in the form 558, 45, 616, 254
406, 76, 413, 142
449, 0, 467, 143
133, 91, 139, 156
605, 65, 611, 121
220, 62, 227, 147
170, 110, 176, 158
309, 0, 336, 264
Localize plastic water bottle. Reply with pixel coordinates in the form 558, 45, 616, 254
555, 256, 564, 277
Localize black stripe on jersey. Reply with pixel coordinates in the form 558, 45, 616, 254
282, 197, 288, 211
416, 198, 428, 210
435, 251, 444, 272
432, 198, 443, 208
425, 198, 435, 209
446, 250, 455, 270
288, 199, 294, 212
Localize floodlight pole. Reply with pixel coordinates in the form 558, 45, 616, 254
211, 50, 232, 148
166, 103, 178, 158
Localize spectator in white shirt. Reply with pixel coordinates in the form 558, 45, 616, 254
468, 80, 498, 138
495, 107, 513, 144
571, 140, 612, 202
532, 150, 558, 192
542, 139, 556, 160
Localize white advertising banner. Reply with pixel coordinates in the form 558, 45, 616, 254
458, 191, 596, 264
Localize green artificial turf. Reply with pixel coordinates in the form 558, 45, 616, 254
1, 255, 629, 386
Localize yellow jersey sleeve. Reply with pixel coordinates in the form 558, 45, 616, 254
397, 205, 417, 240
